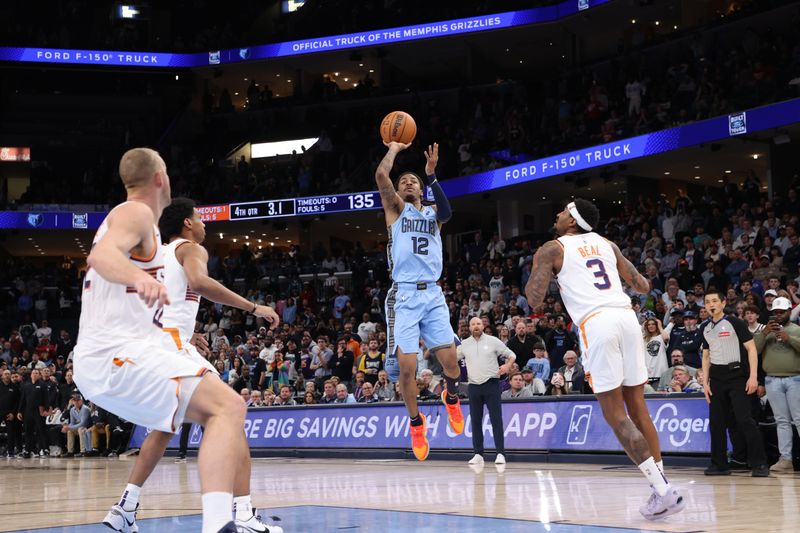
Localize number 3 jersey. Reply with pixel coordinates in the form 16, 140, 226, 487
388, 202, 442, 283
555, 232, 631, 325
76, 203, 164, 355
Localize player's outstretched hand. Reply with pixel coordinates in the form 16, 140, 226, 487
190, 333, 211, 357
254, 305, 281, 329
384, 140, 412, 152
424, 142, 439, 176
135, 277, 170, 308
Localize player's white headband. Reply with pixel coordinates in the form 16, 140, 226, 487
567, 202, 592, 232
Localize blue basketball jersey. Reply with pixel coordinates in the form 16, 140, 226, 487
388, 203, 442, 283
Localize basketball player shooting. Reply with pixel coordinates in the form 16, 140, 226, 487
375, 141, 464, 461
525, 199, 685, 520
102, 197, 282, 533
72, 148, 257, 533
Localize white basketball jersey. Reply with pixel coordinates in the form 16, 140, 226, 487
76, 202, 164, 353
160, 238, 201, 346
555, 232, 631, 325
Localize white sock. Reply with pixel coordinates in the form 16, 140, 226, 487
657, 459, 664, 474
202, 492, 233, 533
639, 457, 670, 497
119, 483, 141, 512
233, 495, 253, 521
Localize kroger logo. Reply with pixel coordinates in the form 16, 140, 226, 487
652, 402, 709, 448
728, 112, 747, 136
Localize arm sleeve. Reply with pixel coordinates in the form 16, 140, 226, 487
425, 173, 452, 223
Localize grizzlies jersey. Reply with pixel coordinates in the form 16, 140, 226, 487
388, 202, 442, 283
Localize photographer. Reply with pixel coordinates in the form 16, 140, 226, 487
754, 297, 800, 473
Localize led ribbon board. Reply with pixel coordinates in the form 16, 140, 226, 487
2, 98, 798, 229
0, 0, 609, 67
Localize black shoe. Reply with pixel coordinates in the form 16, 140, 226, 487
752, 464, 770, 477
84, 450, 99, 457
704, 465, 731, 476
63, 452, 75, 458
729, 459, 749, 471
217, 521, 238, 533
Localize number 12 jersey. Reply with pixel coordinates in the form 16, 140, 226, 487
388, 203, 442, 283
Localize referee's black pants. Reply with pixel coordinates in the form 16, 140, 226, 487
468, 378, 504, 456
709, 364, 766, 470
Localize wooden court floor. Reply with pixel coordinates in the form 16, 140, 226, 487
0, 456, 797, 532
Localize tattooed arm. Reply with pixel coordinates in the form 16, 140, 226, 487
610, 241, 651, 294
525, 241, 563, 311
375, 141, 409, 225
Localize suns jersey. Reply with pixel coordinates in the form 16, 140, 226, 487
76, 202, 164, 353
555, 232, 631, 325
388, 202, 442, 283
159, 238, 201, 346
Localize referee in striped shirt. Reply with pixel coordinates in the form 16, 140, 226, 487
701, 289, 768, 477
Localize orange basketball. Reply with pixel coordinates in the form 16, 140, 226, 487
380, 111, 417, 145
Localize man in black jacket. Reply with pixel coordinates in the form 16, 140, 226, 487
17, 368, 48, 457
0, 369, 22, 456
506, 321, 536, 368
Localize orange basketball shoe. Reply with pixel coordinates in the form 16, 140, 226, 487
441, 390, 465, 435
409, 413, 429, 461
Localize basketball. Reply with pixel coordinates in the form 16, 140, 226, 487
380, 111, 417, 144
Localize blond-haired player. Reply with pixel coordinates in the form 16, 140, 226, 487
101, 197, 282, 533
73, 148, 258, 533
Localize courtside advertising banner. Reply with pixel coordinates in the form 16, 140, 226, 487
130, 396, 711, 454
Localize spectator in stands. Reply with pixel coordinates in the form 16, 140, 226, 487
355, 339, 384, 385
318, 380, 336, 404
357, 382, 380, 403
744, 305, 765, 334
501, 372, 533, 399
303, 391, 316, 405
357, 312, 376, 342
334, 383, 356, 404
374, 370, 394, 401
525, 342, 551, 382
61, 393, 91, 457
657, 349, 696, 390
506, 321, 536, 368
240, 389, 252, 407
273, 385, 297, 406
250, 390, 264, 407
520, 368, 546, 395
549, 351, 585, 395
755, 297, 800, 473
643, 318, 669, 381
415, 378, 438, 401
673, 310, 703, 368
544, 315, 579, 369
310, 336, 333, 388
668, 366, 703, 393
